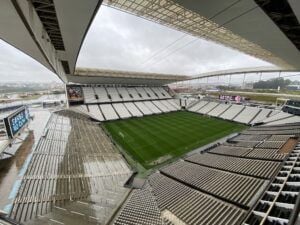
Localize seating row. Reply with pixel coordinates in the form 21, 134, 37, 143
187, 100, 276, 125
71, 99, 180, 121
83, 86, 171, 103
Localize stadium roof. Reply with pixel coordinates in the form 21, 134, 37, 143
0, 0, 299, 83
104, 0, 300, 69
69, 68, 189, 85
191, 66, 299, 79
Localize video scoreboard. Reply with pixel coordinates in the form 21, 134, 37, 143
2, 106, 30, 139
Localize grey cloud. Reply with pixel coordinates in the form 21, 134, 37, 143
77, 5, 272, 76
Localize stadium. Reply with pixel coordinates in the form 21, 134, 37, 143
0, 1, 300, 225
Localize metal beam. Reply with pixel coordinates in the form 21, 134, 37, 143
189, 67, 299, 80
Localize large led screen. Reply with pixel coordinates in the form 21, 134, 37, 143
8, 107, 29, 137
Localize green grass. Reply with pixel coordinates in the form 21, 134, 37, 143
104, 111, 246, 170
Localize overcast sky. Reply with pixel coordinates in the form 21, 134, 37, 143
0, 5, 283, 83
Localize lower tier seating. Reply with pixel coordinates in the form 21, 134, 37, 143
160, 161, 266, 207
71, 99, 181, 122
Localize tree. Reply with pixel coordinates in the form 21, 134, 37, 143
253, 78, 291, 89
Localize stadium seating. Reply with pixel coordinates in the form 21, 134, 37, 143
261, 111, 294, 124
136, 87, 151, 100
10, 111, 132, 224
207, 103, 231, 117
94, 86, 111, 102
230, 134, 268, 142
150, 87, 164, 99
87, 104, 105, 121
251, 108, 272, 124
167, 99, 181, 110
76, 86, 180, 122
124, 102, 143, 117
114, 183, 163, 225
116, 87, 132, 101
143, 101, 161, 114
185, 153, 280, 179
157, 87, 172, 98
100, 104, 119, 120
160, 161, 265, 207
70, 104, 90, 116
186, 100, 297, 126
219, 104, 245, 120
152, 100, 170, 112
263, 115, 300, 126
144, 87, 159, 99
107, 87, 123, 101
127, 87, 142, 100
134, 102, 153, 115
233, 106, 261, 124
82, 86, 173, 104
246, 148, 286, 161
197, 101, 219, 114
245, 140, 300, 225
160, 100, 177, 111
208, 145, 253, 157
82, 87, 97, 103
113, 103, 132, 119
148, 173, 246, 225
188, 100, 208, 112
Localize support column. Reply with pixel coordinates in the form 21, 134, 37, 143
259, 72, 262, 81
242, 73, 246, 89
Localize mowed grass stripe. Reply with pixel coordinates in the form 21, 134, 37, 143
104, 111, 246, 169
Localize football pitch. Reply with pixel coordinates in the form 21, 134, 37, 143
104, 111, 246, 169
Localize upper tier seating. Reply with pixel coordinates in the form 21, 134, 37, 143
116, 87, 132, 101
107, 87, 123, 101
144, 87, 159, 99
94, 87, 111, 102
82, 86, 172, 104
127, 87, 142, 100
82, 87, 97, 103
136, 87, 151, 100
